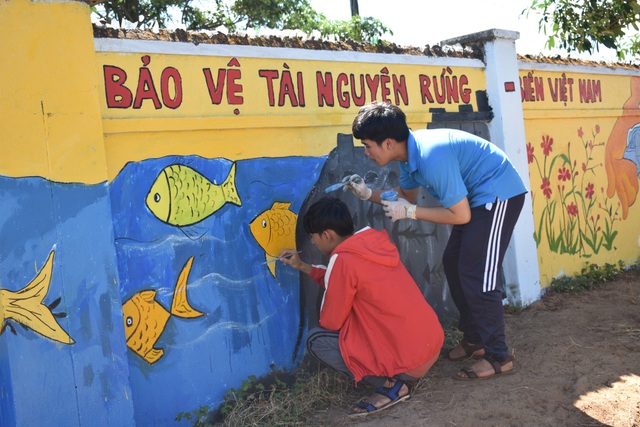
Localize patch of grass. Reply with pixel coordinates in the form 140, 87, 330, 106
219, 366, 356, 426
547, 261, 623, 294
625, 259, 640, 272
546, 258, 640, 295
177, 360, 366, 427
442, 323, 463, 351
504, 301, 526, 314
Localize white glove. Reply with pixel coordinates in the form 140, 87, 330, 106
341, 174, 372, 200
382, 198, 417, 222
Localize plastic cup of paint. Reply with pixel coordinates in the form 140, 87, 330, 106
380, 190, 398, 202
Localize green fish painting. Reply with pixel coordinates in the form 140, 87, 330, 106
146, 163, 242, 227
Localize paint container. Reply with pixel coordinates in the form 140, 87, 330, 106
380, 190, 398, 202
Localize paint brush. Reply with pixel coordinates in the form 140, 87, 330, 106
262, 251, 302, 264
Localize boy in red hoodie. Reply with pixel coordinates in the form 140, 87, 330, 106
279, 197, 444, 416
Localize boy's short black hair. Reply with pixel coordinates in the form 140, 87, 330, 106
351, 102, 410, 144
303, 197, 354, 237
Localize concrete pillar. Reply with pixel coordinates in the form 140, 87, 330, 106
441, 29, 542, 305
0, 1, 135, 426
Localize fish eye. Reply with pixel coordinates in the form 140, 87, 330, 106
126, 317, 133, 327
154, 193, 161, 203
261, 219, 267, 228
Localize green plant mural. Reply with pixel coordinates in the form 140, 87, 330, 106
529, 125, 620, 257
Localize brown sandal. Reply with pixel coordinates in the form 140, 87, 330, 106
446, 340, 485, 361
454, 354, 515, 381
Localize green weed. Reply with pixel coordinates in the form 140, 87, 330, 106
176, 405, 212, 427
547, 260, 624, 294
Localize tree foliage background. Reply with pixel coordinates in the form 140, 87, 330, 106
91, 0, 392, 43
91, 0, 640, 61
526, 0, 640, 60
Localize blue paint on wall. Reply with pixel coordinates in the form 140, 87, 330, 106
0, 175, 135, 427
109, 155, 325, 424
0, 153, 326, 426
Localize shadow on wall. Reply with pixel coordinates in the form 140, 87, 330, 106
296, 134, 456, 332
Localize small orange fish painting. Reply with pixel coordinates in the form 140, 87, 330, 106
249, 202, 298, 277
122, 257, 204, 364
146, 163, 242, 227
0, 249, 74, 344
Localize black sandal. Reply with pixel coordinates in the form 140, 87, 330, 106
446, 340, 485, 361
454, 354, 516, 381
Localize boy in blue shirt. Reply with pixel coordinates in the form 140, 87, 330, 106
344, 102, 527, 380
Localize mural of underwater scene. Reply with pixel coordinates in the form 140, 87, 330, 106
109, 155, 324, 424
0, 175, 134, 427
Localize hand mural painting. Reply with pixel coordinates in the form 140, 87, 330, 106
0, 249, 74, 344
122, 256, 204, 364
605, 76, 640, 219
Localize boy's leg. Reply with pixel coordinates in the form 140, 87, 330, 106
306, 327, 352, 378
458, 194, 525, 361
444, 226, 481, 345
306, 327, 417, 388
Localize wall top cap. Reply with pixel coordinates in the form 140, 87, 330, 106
440, 28, 520, 46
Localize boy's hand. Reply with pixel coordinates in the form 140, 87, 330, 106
382, 198, 417, 222
341, 174, 372, 200
278, 249, 313, 275
278, 249, 303, 269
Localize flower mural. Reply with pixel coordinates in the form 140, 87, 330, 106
529, 125, 620, 257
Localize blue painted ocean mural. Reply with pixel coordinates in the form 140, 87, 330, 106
0, 154, 325, 426
0, 175, 135, 427
109, 155, 325, 424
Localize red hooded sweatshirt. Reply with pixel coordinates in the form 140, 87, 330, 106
309, 227, 444, 383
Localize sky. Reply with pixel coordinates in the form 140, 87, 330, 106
307, 0, 620, 62
95, 0, 623, 63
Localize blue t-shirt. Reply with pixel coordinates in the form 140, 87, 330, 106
399, 129, 528, 208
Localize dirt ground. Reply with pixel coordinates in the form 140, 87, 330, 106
314, 269, 640, 427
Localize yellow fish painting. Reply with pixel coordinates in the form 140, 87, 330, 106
249, 202, 298, 277
146, 163, 242, 227
0, 249, 74, 345
122, 257, 204, 364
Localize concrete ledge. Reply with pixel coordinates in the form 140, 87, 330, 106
440, 28, 520, 46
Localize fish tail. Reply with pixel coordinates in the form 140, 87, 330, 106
3, 249, 75, 344
221, 163, 242, 207
144, 348, 164, 364
171, 257, 204, 319
16, 250, 55, 302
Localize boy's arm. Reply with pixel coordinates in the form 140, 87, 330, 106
309, 265, 327, 285
278, 249, 326, 286
318, 256, 356, 331
383, 196, 471, 224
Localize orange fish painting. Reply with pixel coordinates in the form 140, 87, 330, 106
122, 257, 204, 364
0, 249, 74, 344
249, 202, 298, 277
